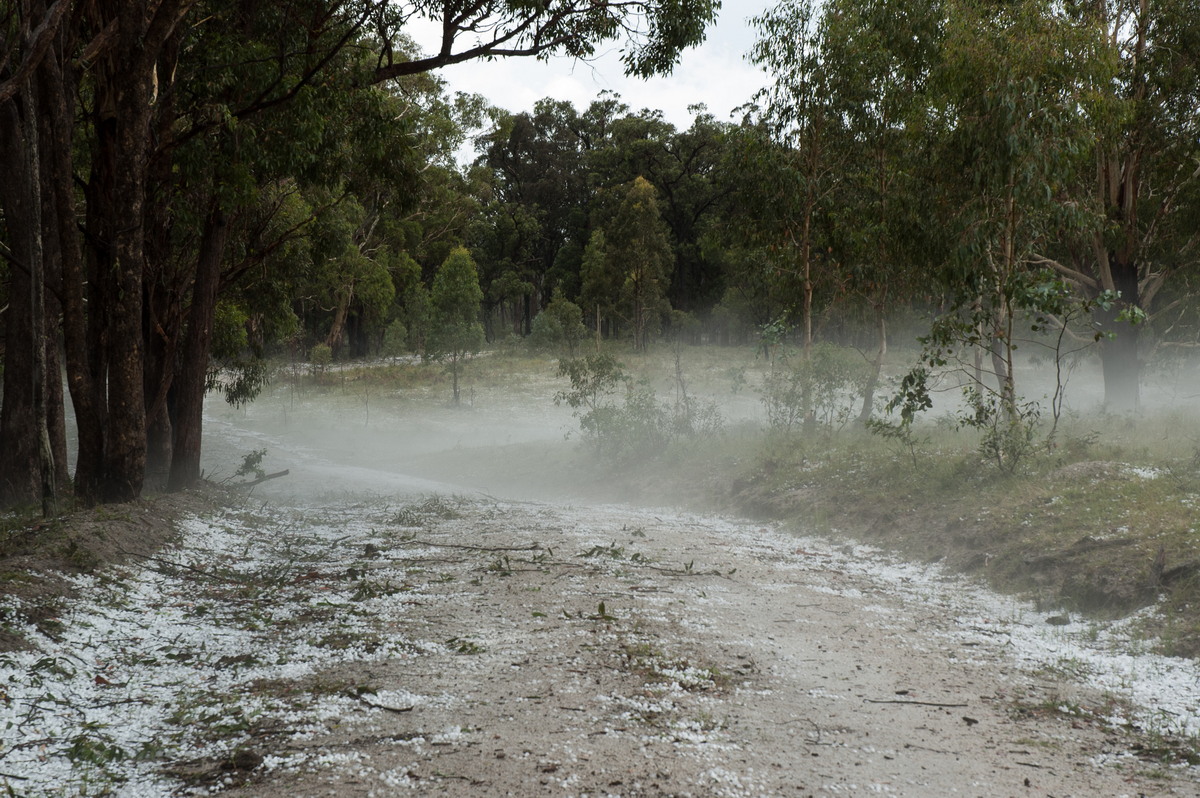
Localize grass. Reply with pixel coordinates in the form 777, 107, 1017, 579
708, 416, 1200, 656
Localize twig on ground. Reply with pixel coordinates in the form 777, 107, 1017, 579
864, 699, 969, 708
399, 539, 541, 553
355, 695, 414, 713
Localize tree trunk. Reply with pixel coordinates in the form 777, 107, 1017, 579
857, 305, 887, 425
38, 37, 102, 504
91, 13, 158, 502
168, 206, 229, 491
38, 98, 72, 496
325, 281, 355, 357
1097, 249, 1142, 413
0, 95, 43, 507
25, 71, 57, 514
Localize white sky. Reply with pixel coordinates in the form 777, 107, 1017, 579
413, 0, 775, 129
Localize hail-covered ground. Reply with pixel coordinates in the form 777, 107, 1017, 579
3, 375, 1200, 796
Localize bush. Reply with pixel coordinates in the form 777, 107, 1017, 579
761, 343, 873, 432
530, 293, 589, 356
381, 320, 408, 360
309, 342, 333, 374
557, 354, 722, 460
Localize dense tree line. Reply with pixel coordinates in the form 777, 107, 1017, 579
1, 0, 1197, 511
0, 0, 717, 510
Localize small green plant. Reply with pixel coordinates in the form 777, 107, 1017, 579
487, 555, 514, 576
308, 342, 333, 374
445, 636, 485, 654
235, 449, 268, 481
959, 387, 1040, 473
556, 353, 719, 460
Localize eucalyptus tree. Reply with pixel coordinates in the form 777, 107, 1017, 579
579, 229, 621, 337
589, 108, 737, 313
428, 246, 486, 405
605, 176, 675, 350
0, 0, 721, 509
475, 100, 595, 335
748, 0, 855, 356
927, 3, 1068, 398
811, 0, 942, 422
1032, 0, 1200, 412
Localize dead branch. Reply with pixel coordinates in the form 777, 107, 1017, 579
863, 698, 969, 708
237, 469, 290, 487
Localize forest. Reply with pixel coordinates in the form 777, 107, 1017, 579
1, 0, 1198, 511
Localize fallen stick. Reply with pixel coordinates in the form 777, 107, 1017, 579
238, 469, 290, 488
863, 699, 969, 708
399, 539, 541, 552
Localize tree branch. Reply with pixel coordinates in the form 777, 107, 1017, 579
1029, 253, 1098, 293
0, 0, 69, 104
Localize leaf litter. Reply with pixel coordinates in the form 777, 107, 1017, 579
2, 492, 1199, 796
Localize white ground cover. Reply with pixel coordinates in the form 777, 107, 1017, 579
3, 493, 1199, 796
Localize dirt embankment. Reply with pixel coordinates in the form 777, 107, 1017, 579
0, 486, 230, 652
725, 452, 1200, 654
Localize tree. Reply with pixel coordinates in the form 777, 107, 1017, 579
579, 229, 621, 338
587, 107, 736, 313
1034, 0, 1200, 412
530, 290, 589, 356
748, 0, 854, 357
604, 177, 674, 350
428, 247, 485, 405
812, 0, 941, 423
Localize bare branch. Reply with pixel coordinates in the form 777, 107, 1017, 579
0, 0, 69, 104
1029, 254, 1099, 292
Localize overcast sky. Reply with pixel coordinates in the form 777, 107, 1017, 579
412, 0, 775, 129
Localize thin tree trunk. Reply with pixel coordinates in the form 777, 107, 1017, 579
1097, 255, 1141, 413
325, 281, 355, 357
39, 36, 102, 504
857, 305, 887, 425
23, 71, 57, 514
168, 205, 230, 491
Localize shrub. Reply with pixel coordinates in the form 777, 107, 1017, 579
761, 343, 873, 432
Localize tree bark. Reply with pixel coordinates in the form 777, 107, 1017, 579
25, 69, 58, 515
857, 303, 887, 425
37, 25, 103, 505
86, 0, 191, 502
168, 205, 230, 491
0, 93, 43, 507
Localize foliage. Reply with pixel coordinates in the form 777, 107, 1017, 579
760, 344, 874, 433
530, 292, 590, 356
607, 177, 675, 350
555, 354, 629, 414
309, 343, 333, 374
207, 302, 272, 408
235, 449, 268, 481
428, 247, 486, 404
381, 320, 409, 360
556, 352, 721, 460
958, 387, 1041, 473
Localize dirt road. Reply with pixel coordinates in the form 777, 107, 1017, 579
185, 492, 1189, 798
188, 387, 1199, 797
